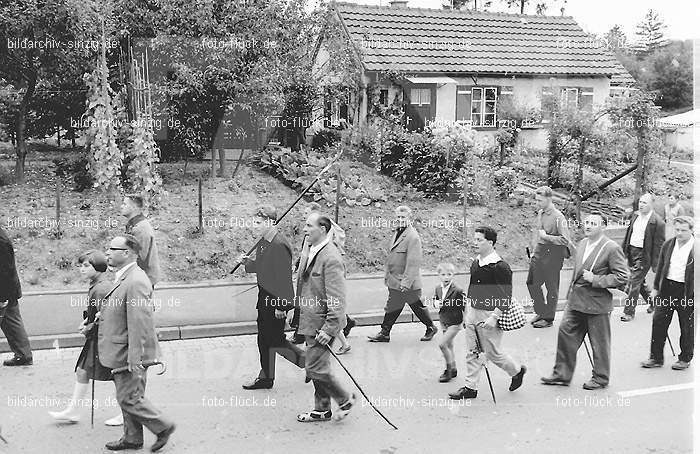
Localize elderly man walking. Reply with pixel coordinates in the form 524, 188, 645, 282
121, 194, 162, 287
368, 205, 437, 343
100, 235, 175, 451
296, 213, 356, 422
621, 193, 665, 321
542, 213, 628, 390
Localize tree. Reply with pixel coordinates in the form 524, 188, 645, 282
608, 90, 663, 209
0, 0, 99, 182
634, 9, 668, 57
646, 40, 692, 111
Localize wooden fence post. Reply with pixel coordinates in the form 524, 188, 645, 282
334, 166, 341, 223
55, 183, 61, 234
198, 177, 204, 233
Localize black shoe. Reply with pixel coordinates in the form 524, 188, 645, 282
439, 369, 456, 383
530, 315, 543, 325
620, 314, 634, 322
509, 365, 527, 391
368, 332, 390, 342
540, 376, 570, 386
420, 326, 438, 341
290, 334, 305, 345
449, 386, 477, 400
151, 423, 176, 452
105, 439, 143, 451
343, 318, 356, 337
242, 378, 274, 390
532, 319, 553, 328
646, 305, 655, 314
3, 356, 32, 366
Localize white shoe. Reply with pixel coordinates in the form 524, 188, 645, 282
104, 413, 124, 426
48, 408, 80, 423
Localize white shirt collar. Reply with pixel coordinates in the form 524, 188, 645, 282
113, 262, 137, 284
637, 210, 652, 222
585, 235, 604, 251
306, 234, 331, 269
477, 250, 501, 267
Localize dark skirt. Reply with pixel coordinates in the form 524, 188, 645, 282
439, 309, 464, 327
75, 333, 113, 382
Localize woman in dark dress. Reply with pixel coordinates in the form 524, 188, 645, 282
49, 250, 113, 423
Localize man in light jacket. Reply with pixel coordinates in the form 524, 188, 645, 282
368, 205, 437, 343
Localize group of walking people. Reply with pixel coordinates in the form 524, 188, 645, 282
2, 195, 175, 452
1, 185, 694, 441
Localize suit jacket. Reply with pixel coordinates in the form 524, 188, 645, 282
0, 227, 21, 302
384, 225, 422, 291
653, 237, 695, 301
296, 242, 347, 337
245, 227, 295, 310
567, 235, 629, 314
97, 263, 160, 369
434, 283, 465, 314
125, 214, 162, 285
622, 211, 665, 271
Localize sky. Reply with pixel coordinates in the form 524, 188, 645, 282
321, 0, 699, 40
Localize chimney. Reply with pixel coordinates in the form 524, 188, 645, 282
390, 0, 408, 8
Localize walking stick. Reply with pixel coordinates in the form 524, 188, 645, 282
230, 149, 345, 275
473, 324, 497, 405
326, 345, 398, 430
0, 426, 7, 443
583, 335, 594, 368
667, 334, 676, 357
91, 332, 98, 429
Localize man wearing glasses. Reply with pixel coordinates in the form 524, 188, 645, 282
100, 235, 175, 452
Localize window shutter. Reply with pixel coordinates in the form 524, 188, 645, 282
541, 86, 554, 122
456, 85, 472, 124
580, 87, 594, 112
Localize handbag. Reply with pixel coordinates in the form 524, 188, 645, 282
498, 299, 526, 331
491, 278, 526, 331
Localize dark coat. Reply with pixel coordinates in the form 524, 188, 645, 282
653, 237, 695, 302
245, 227, 295, 310
0, 227, 21, 302
622, 211, 666, 272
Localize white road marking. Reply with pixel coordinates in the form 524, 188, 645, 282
617, 382, 695, 398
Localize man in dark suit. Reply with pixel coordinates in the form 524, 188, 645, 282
621, 193, 665, 321
100, 235, 175, 452
296, 213, 355, 422
235, 221, 305, 390
368, 205, 437, 343
0, 226, 33, 366
641, 216, 695, 370
542, 213, 628, 390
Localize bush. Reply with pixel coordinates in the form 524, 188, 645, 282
53, 156, 93, 191
311, 128, 341, 151
493, 168, 519, 200
0, 165, 14, 186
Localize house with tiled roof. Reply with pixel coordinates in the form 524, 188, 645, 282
313, 0, 635, 150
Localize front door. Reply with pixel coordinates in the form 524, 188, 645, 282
403, 85, 435, 131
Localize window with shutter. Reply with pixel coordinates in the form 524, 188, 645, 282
560, 87, 579, 109
379, 89, 389, 106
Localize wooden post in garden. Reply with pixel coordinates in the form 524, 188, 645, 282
334, 166, 342, 223
198, 177, 204, 233
462, 171, 468, 244
55, 183, 62, 235
211, 149, 217, 179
